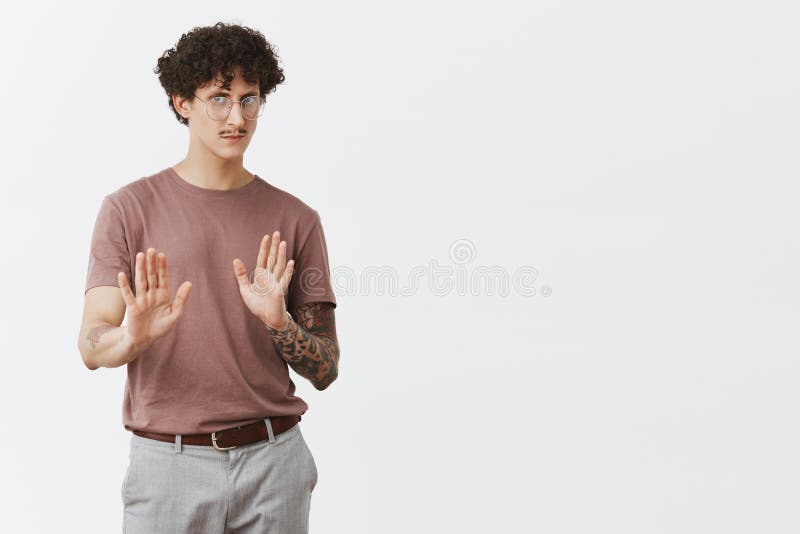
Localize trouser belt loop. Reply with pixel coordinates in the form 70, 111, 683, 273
174, 434, 182, 453
264, 417, 276, 443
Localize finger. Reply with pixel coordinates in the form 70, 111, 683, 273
146, 248, 158, 291
232, 258, 251, 289
118, 272, 136, 307
279, 259, 294, 295
267, 230, 280, 271
134, 252, 146, 297
256, 234, 270, 270
273, 241, 287, 281
172, 281, 192, 315
157, 252, 169, 290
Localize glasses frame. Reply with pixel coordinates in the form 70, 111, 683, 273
193, 94, 266, 121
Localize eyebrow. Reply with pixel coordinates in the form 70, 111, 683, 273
208, 89, 260, 98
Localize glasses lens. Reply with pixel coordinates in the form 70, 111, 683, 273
242, 96, 265, 119
208, 97, 231, 120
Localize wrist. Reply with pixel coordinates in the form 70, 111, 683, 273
121, 326, 151, 357
264, 310, 293, 332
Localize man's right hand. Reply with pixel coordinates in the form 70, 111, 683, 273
119, 247, 193, 355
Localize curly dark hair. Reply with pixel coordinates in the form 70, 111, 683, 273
154, 22, 285, 126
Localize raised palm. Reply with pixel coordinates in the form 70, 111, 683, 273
232, 231, 295, 328
119, 248, 193, 349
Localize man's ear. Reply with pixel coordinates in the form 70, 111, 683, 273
172, 93, 192, 120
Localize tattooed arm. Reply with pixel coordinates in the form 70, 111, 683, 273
265, 301, 340, 390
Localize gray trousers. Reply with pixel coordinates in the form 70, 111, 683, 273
121, 418, 318, 533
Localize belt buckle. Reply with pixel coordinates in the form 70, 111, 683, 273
211, 429, 237, 451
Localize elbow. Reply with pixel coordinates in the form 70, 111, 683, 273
78, 338, 99, 371
315, 365, 339, 391
315, 374, 337, 391
81, 354, 99, 371
315, 347, 340, 391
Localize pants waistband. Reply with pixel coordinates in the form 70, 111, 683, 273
131, 414, 301, 451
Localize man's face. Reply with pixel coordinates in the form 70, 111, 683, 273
175, 67, 261, 159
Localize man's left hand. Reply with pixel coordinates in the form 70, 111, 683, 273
232, 230, 294, 328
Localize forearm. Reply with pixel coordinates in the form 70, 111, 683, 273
265, 315, 340, 390
79, 323, 145, 370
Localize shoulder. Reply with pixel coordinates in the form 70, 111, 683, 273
103, 169, 167, 210
261, 180, 322, 224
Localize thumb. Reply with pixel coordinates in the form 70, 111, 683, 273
172, 281, 192, 315
232, 258, 251, 290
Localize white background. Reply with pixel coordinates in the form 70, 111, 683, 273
0, 1, 797, 532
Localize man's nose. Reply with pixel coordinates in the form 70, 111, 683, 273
226, 102, 246, 127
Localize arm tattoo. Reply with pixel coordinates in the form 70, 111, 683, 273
265, 302, 340, 390
86, 324, 116, 350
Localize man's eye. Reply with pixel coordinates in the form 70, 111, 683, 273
243, 96, 257, 104
212, 96, 228, 104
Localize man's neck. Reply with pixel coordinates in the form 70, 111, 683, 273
171, 156, 253, 192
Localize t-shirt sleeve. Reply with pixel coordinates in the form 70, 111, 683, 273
84, 195, 132, 294
288, 210, 337, 312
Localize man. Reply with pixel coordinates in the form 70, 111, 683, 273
77, 22, 340, 533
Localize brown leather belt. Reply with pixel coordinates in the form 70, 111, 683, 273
132, 414, 301, 450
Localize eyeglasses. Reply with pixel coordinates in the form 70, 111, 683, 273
193, 94, 266, 121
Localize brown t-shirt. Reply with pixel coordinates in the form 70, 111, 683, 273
84, 166, 337, 434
